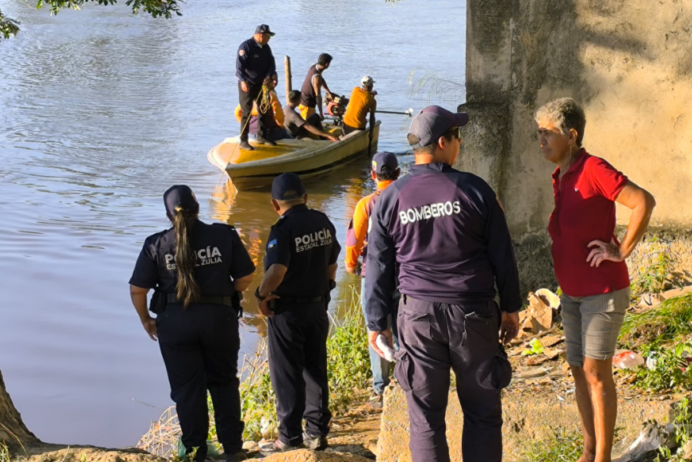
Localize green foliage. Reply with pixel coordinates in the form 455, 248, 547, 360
35, 0, 182, 18
653, 398, 692, 462
634, 342, 692, 392
521, 338, 544, 356
0, 9, 20, 39
631, 251, 673, 299
237, 355, 277, 442
619, 294, 692, 349
520, 427, 583, 462
326, 298, 372, 413
1, 0, 181, 40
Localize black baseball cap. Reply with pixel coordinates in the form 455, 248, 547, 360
407, 105, 469, 149
164, 185, 199, 216
371, 152, 399, 175
271, 173, 306, 200
255, 24, 275, 36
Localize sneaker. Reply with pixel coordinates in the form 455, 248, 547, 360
255, 136, 277, 146
259, 439, 301, 455
302, 432, 328, 451
366, 392, 383, 409
239, 140, 254, 151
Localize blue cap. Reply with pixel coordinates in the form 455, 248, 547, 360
371, 152, 399, 175
255, 24, 275, 36
164, 185, 199, 216
407, 105, 469, 149
271, 173, 306, 200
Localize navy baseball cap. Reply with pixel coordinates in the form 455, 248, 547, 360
371, 152, 399, 175
407, 105, 469, 149
255, 24, 275, 36
164, 185, 199, 216
271, 173, 306, 200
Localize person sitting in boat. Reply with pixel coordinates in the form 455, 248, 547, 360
234, 88, 292, 141
343, 76, 377, 135
298, 53, 334, 121
284, 90, 339, 142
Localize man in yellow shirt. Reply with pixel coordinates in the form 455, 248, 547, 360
345, 151, 400, 407
343, 76, 377, 135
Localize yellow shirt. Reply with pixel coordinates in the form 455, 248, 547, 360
343, 87, 376, 130
234, 91, 284, 126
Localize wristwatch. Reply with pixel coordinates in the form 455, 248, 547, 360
254, 287, 266, 302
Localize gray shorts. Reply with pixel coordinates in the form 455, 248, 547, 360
561, 287, 630, 367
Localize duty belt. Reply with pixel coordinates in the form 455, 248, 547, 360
166, 293, 234, 307
275, 295, 324, 304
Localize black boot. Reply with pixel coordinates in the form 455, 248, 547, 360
239, 139, 254, 151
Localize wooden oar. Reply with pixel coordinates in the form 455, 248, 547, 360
376, 108, 414, 117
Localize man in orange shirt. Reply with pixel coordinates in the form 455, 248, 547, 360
343, 76, 377, 135
345, 151, 400, 407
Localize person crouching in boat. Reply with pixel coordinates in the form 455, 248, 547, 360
284, 90, 339, 142
234, 86, 292, 142
343, 76, 377, 135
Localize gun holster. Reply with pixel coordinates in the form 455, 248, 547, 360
150, 289, 167, 314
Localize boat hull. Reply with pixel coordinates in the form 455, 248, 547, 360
207, 122, 380, 191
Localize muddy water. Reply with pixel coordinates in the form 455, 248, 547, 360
0, 0, 465, 447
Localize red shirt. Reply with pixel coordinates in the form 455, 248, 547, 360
549, 149, 630, 297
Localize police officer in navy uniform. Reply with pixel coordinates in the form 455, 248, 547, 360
254, 173, 340, 455
236, 24, 278, 151
129, 185, 255, 462
365, 107, 522, 462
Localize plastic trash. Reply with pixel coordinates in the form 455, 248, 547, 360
376, 334, 396, 362
177, 437, 219, 459
613, 350, 645, 370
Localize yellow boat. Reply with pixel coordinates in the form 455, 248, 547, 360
207, 122, 380, 191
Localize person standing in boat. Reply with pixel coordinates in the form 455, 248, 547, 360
343, 76, 377, 135
298, 53, 334, 121
255, 174, 340, 455
284, 90, 339, 142
236, 24, 278, 151
129, 185, 255, 462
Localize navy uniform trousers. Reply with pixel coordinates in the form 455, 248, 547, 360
267, 302, 331, 445
157, 303, 243, 461
238, 81, 271, 142
395, 296, 510, 462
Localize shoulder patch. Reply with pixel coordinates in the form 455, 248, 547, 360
267, 239, 277, 250
239, 49, 246, 57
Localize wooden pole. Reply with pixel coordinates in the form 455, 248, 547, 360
284, 56, 292, 104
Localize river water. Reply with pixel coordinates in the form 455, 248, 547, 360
0, 0, 465, 448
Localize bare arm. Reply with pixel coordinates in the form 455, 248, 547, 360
313, 76, 324, 119
369, 100, 377, 130
304, 123, 338, 141
259, 263, 287, 296
587, 180, 656, 266
234, 273, 254, 292
130, 285, 157, 341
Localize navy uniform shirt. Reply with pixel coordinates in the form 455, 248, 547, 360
263, 204, 341, 298
236, 38, 277, 86
129, 220, 256, 295
365, 162, 521, 332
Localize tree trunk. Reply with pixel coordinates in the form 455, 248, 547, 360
0, 368, 39, 449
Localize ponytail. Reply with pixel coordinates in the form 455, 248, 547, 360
173, 205, 200, 307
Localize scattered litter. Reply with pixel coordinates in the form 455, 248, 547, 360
612, 422, 675, 462
613, 351, 646, 370
535, 288, 560, 309
521, 339, 544, 356
540, 335, 565, 348
519, 292, 555, 337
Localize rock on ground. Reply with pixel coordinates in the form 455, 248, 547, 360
17, 444, 163, 462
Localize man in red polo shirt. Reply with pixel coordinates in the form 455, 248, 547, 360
536, 97, 656, 462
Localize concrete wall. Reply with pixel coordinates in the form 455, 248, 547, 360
461, 0, 692, 236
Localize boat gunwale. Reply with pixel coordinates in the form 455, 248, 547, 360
222, 121, 381, 171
